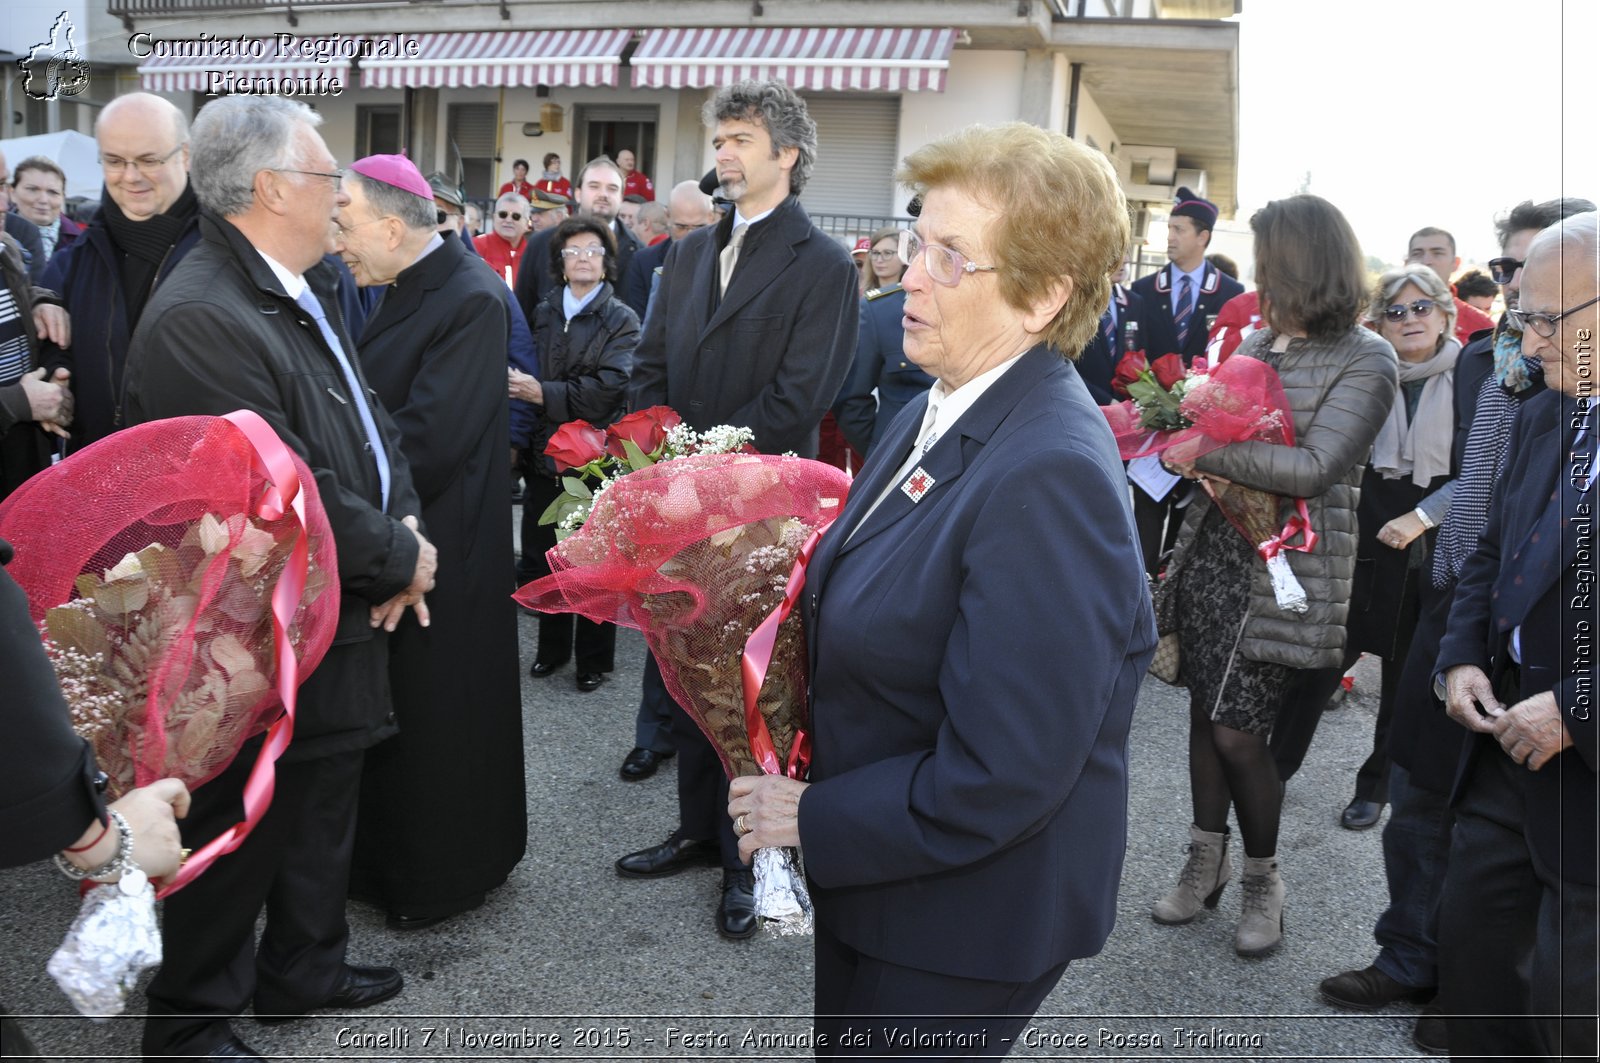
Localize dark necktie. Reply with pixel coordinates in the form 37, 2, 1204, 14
1175, 274, 1194, 350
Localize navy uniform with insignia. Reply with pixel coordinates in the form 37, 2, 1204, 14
1077, 281, 1148, 405
833, 282, 935, 457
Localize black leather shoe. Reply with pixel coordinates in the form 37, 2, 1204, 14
529, 657, 567, 678
256, 964, 403, 1023
386, 912, 450, 931
1340, 798, 1385, 831
207, 1034, 267, 1060
620, 747, 673, 781
576, 671, 606, 692
1412, 1004, 1448, 1055
1318, 965, 1434, 1011
717, 869, 758, 940
616, 833, 719, 878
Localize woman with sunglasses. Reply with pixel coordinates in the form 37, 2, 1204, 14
510, 216, 638, 692
1150, 195, 1395, 958
1271, 265, 1460, 835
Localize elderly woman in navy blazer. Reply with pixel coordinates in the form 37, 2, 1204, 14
728, 123, 1155, 1054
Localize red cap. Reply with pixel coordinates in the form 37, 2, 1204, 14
349, 154, 433, 202
851, 238, 872, 256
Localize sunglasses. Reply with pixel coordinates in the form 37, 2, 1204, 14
1488, 257, 1523, 285
436, 209, 462, 226
497, 210, 524, 221
1506, 294, 1600, 339
1382, 299, 1436, 322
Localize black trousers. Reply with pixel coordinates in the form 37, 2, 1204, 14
520, 472, 616, 672
668, 693, 742, 870
1132, 484, 1186, 578
143, 744, 364, 1057
1437, 745, 1598, 1061
813, 920, 1069, 1058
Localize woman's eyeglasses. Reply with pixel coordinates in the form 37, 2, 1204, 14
1487, 257, 1523, 285
1382, 299, 1436, 322
498, 210, 524, 221
897, 230, 997, 287
868, 249, 899, 259
1506, 294, 1600, 338
559, 246, 606, 259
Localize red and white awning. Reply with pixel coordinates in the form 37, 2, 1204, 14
137, 42, 328, 93
361, 29, 631, 89
630, 27, 957, 92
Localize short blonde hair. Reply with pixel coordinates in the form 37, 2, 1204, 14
1369, 264, 1457, 341
898, 123, 1128, 355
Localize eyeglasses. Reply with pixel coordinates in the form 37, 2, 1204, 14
436, 210, 459, 226
559, 246, 606, 259
868, 249, 899, 260
498, 210, 524, 221
274, 167, 343, 188
1506, 294, 1600, 338
334, 216, 387, 239
100, 143, 185, 177
1381, 299, 1436, 322
897, 230, 997, 287
1487, 256, 1524, 285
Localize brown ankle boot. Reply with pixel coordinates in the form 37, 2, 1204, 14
1235, 854, 1285, 956
1152, 825, 1231, 925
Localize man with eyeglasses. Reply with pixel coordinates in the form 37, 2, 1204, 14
40, 92, 202, 449
1314, 196, 1596, 1056
1405, 226, 1497, 347
618, 179, 713, 322
0, 150, 49, 282
616, 80, 858, 941
474, 191, 532, 288
1431, 211, 1599, 1062
124, 95, 435, 1063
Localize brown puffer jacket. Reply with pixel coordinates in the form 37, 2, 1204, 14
1166, 324, 1397, 670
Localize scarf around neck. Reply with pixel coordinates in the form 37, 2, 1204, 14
101, 181, 199, 328
1371, 337, 1460, 487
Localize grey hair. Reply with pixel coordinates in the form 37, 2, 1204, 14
636, 201, 668, 229
1529, 210, 1600, 263
702, 80, 817, 194
495, 191, 530, 212
347, 170, 435, 231
190, 96, 320, 217
1369, 263, 1458, 339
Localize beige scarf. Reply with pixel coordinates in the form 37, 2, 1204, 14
1371, 337, 1460, 487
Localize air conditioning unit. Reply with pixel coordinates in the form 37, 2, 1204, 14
1173, 168, 1208, 198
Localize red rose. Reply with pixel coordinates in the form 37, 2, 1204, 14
544, 420, 608, 472
605, 405, 683, 460
1151, 354, 1186, 391
1111, 349, 1149, 399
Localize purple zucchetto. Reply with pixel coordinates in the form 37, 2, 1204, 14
348, 154, 433, 202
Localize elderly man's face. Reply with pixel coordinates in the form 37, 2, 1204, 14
577, 165, 622, 223
98, 108, 189, 220
493, 197, 528, 244
1406, 235, 1459, 287
1518, 240, 1599, 399
900, 187, 1033, 390
530, 206, 566, 232
334, 180, 401, 288
279, 126, 348, 269
13, 165, 66, 228
618, 200, 640, 232
667, 195, 712, 241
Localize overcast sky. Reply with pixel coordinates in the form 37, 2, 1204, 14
1232, 0, 1597, 266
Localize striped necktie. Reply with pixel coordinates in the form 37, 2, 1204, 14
1174, 274, 1195, 349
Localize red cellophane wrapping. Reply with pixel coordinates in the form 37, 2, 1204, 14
515, 453, 849, 779
0, 415, 339, 799
1102, 353, 1295, 463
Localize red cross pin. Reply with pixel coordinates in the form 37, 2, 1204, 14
901, 467, 935, 502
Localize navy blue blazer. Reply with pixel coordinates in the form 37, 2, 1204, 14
1077, 283, 1148, 404
1435, 388, 1597, 884
832, 285, 935, 456
797, 344, 1157, 981
1129, 262, 1243, 364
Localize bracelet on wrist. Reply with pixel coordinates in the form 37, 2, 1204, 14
63, 818, 111, 854
54, 809, 134, 882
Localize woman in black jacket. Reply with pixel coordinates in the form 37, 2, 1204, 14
510, 216, 639, 692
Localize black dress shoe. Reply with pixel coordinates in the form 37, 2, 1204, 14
1340, 798, 1385, 831
616, 833, 719, 878
529, 657, 567, 678
576, 671, 606, 692
386, 912, 450, 931
717, 869, 758, 940
256, 964, 403, 1023
1412, 1004, 1448, 1055
620, 746, 673, 781
1318, 965, 1434, 1010
206, 1034, 267, 1060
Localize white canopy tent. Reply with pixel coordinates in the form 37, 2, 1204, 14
0, 130, 101, 199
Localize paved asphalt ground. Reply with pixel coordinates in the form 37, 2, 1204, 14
3, 570, 1437, 1061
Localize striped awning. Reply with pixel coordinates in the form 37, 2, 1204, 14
630, 27, 957, 92
137, 41, 329, 93
361, 29, 631, 89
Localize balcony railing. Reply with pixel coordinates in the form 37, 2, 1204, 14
109, 0, 418, 19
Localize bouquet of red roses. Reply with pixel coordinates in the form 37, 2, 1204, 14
518, 431, 849, 933
1102, 351, 1315, 612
